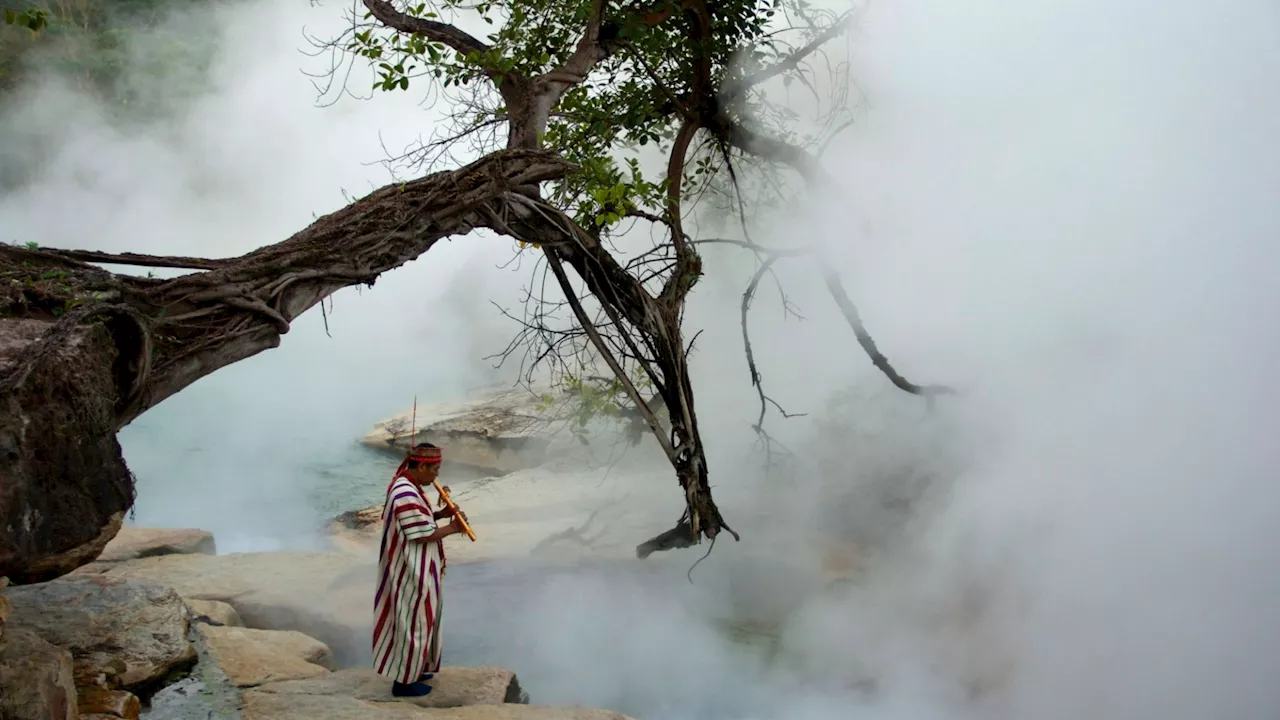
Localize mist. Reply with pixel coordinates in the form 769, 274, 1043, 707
4, 0, 1280, 718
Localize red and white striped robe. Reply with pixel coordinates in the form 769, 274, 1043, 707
372, 475, 445, 684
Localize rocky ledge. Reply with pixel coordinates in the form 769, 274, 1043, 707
361, 387, 559, 475
0, 525, 633, 720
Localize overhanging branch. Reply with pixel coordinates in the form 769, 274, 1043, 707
362, 0, 492, 58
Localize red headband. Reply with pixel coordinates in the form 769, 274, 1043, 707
408, 446, 442, 463
394, 445, 442, 479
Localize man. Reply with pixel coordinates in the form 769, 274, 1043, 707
372, 442, 468, 697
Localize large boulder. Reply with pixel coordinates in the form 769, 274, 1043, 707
87, 551, 371, 667
96, 525, 216, 563
0, 628, 78, 720
199, 625, 334, 687
257, 666, 527, 708
361, 387, 558, 474
8, 510, 125, 585
5, 575, 196, 691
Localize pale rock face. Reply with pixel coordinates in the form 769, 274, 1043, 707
361, 387, 559, 475
95, 525, 217, 563
199, 625, 335, 687
91, 551, 371, 667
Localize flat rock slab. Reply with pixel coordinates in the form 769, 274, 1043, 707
97, 526, 216, 563
244, 692, 633, 720
5, 575, 195, 690
92, 551, 370, 666
257, 666, 525, 708
0, 628, 78, 720
200, 625, 334, 687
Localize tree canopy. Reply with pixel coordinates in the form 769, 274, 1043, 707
0, 0, 950, 583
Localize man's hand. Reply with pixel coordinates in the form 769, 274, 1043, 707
451, 511, 469, 535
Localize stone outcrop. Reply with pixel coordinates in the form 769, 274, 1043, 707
0, 525, 633, 720
0, 628, 78, 720
84, 550, 370, 667
200, 625, 335, 687
361, 387, 558, 474
256, 666, 527, 707
96, 525, 216, 563
5, 575, 196, 692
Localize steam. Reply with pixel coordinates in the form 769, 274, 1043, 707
4, 0, 1280, 718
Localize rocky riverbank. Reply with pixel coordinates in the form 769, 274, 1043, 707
0, 526, 633, 720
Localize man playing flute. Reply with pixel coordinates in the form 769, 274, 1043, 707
372, 442, 468, 697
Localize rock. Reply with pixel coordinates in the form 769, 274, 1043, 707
258, 666, 525, 708
356, 666, 525, 708
0, 628, 78, 720
5, 575, 196, 691
96, 525, 216, 563
186, 598, 244, 627
243, 692, 633, 720
329, 506, 382, 555
94, 551, 371, 667
78, 686, 141, 719
8, 510, 125, 585
0, 576, 9, 644
200, 625, 334, 687
361, 387, 557, 474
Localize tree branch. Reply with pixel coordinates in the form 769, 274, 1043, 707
543, 250, 677, 461
37, 249, 228, 271
362, 0, 492, 57
722, 11, 855, 102
821, 268, 956, 398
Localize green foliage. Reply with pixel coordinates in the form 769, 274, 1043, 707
339, 0, 849, 432
0, 0, 219, 115
3, 7, 49, 32
345, 0, 839, 233
538, 367, 661, 445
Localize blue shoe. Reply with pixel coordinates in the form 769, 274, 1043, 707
392, 680, 433, 697
419, 672, 434, 681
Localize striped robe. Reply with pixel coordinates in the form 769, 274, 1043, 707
372, 475, 445, 684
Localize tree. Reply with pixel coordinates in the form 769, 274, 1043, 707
0, 0, 948, 584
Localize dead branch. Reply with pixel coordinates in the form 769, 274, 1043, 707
821, 268, 956, 398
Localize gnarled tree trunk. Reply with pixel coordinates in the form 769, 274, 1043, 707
0, 150, 571, 583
